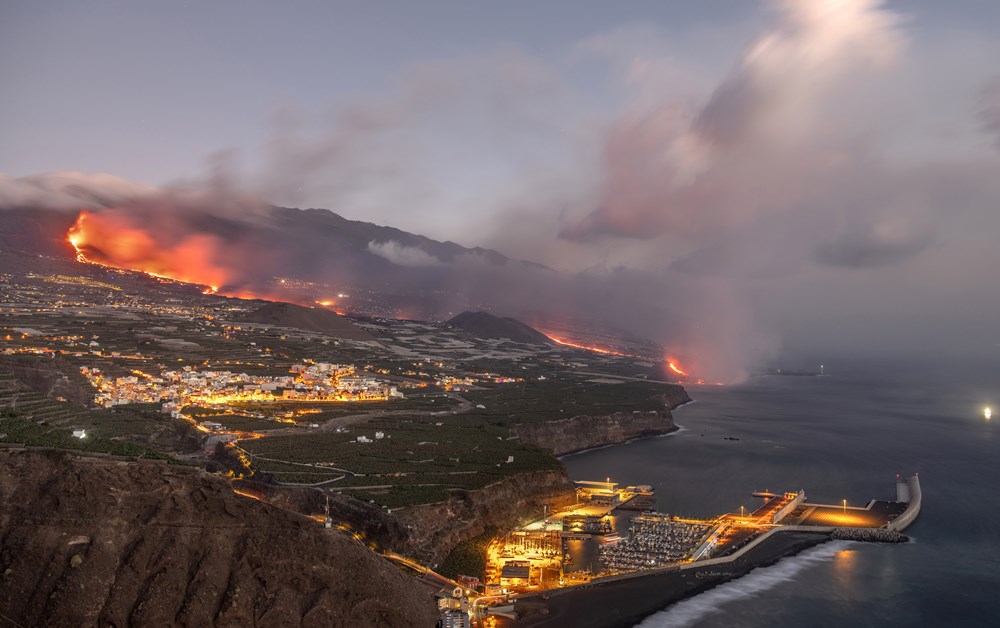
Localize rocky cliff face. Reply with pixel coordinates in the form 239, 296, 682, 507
394, 469, 576, 566
0, 450, 437, 628
513, 387, 691, 456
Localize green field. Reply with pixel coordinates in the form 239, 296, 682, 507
457, 378, 677, 426
0, 411, 173, 460
237, 416, 560, 504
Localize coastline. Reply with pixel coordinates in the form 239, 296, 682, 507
514, 530, 831, 627
557, 425, 684, 460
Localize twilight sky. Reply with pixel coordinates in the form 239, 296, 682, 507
2, 0, 999, 376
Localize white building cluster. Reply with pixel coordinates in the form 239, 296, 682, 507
81, 361, 402, 410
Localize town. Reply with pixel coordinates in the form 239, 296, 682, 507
81, 361, 403, 411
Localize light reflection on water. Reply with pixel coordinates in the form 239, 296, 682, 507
564, 365, 999, 627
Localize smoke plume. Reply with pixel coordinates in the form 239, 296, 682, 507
3, 0, 999, 381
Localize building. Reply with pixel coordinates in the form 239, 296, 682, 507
576, 480, 621, 505
438, 609, 471, 628
499, 560, 531, 587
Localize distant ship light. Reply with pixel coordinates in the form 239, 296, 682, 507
986, 407, 992, 420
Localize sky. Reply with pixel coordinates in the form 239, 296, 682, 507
2, 0, 999, 378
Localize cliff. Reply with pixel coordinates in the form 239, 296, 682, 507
0, 449, 436, 628
513, 387, 691, 457
394, 469, 576, 566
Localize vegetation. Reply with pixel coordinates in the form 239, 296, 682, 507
353, 485, 453, 509
0, 411, 173, 460
238, 416, 560, 504
438, 528, 497, 580
459, 378, 676, 426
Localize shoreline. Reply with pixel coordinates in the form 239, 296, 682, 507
557, 425, 684, 460
514, 529, 831, 627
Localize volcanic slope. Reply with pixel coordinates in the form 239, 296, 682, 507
238, 301, 377, 341
0, 450, 436, 628
447, 310, 553, 345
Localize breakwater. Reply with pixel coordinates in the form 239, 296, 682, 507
887, 474, 922, 532
831, 528, 908, 543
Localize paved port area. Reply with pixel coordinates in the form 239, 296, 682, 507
792, 501, 907, 528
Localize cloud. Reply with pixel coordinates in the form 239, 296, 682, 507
980, 78, 1000, 147
367, 240, 444, 267
814, 224, 933, 269
563, 0, 905, 242
0, 171, 157, 211
5, 0, 1000, 381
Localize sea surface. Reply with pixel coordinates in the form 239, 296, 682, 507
562, 363, 999, 627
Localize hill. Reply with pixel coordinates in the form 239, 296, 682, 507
447, 310, 553, 345
0, 449, 436, 627
238, 301, 377, 341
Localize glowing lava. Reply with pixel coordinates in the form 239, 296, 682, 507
542, 333, 639, 358
65, 210, 315, 307
68, 210, 231, 290
667, 360, 687, 376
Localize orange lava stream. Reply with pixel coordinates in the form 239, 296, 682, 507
542, 333, 640, 358
233, 488, 263, 502
667, 360, 687, 376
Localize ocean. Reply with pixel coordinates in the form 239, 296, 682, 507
562, 363, 999, 627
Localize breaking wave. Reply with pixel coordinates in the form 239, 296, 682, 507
636, 540, 852, 627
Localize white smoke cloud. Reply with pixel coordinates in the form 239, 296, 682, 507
564, 0, 905, 241
367, 240, 444, 267
0, 171, 157, 211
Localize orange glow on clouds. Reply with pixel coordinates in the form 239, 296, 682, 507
66, 210, 319, 308
68, 210, 231, 290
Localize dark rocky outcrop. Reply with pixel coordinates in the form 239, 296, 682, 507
238, 301, 377, 341
395, 469, 576, 566
831, 528, 909, 543
0, 450, 436, 627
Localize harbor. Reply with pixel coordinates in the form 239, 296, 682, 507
463, 474, 922, 627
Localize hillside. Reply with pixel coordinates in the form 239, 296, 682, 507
0, 449, 436, 627
239, 301, 377, 341
447, 310, 553, 345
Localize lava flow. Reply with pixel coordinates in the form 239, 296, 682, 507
66, 210, 306, 306
67, 210, 232, 290
667, 359, 687, 376
542, 333, 640, 358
